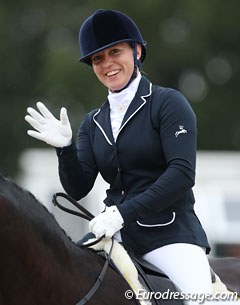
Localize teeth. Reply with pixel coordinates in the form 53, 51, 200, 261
106, 70, 119, 76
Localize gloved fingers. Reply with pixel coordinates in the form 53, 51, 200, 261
25, 115, 44, 132
89, 217, 98, 232
92, 222, 110, 239
92, 226, 105, 239
90, 219, 114, 239
103, 229, 113, 239
36, 101, 55, 120
60, 107, 70, 127
89, 215, 106, 238
27, 130, 47, 142
26, 107, 45, 123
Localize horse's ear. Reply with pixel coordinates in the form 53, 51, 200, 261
0, 174, 6, 189
0, 173, 4, 180
0, 175, 12, 191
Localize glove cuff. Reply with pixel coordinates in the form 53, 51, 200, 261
108, 205, 124, 227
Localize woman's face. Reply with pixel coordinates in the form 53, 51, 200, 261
91, 42, 141, 92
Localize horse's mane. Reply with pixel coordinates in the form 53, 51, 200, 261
0, 174, 75, 255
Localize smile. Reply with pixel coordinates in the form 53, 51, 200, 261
106, 70, 120, 77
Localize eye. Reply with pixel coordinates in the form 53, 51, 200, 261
110, 48, 121, 55
92, 54, 102, 63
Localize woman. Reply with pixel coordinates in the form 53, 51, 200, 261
25, 9, 213, 304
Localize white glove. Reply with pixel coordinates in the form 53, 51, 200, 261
89, 206, 124, 239
25, 102, 72, 148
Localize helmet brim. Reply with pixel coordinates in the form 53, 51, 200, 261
79, 39, 146, 65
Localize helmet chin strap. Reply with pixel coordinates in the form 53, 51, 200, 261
113, 43, 140, 93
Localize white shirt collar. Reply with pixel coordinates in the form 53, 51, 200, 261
108, 73, 142, 141
108, 73, 142, 111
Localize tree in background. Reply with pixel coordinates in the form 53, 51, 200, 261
1, 0, 240, 176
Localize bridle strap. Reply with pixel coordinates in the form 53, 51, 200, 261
52, 192, 105, 247
52, 192, 94, 221
76, 239, 114, 305
52, 192, 114, 304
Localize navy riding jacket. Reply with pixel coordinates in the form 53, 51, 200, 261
56, 76, 210, 255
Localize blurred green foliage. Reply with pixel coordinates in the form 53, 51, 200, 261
1, 0, 240, 176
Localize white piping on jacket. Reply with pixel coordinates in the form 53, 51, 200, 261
93, 109, 113, 146
93, 82, 153, 145
136, 212, 176, 227
118, 83, 153, 136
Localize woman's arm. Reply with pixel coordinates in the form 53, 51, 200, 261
56, 114, 98, 200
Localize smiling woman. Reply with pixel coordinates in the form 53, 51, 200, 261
91, 42, 142, 92
25, 9, 218, 305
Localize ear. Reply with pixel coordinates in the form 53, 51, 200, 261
136, 44, 142, 60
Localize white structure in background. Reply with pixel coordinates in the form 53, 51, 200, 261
18, 149, 240, 256
18, 148, 106, 242
194, 151, 240, 256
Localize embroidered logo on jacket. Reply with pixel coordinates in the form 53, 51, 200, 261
175, 125, 188, 137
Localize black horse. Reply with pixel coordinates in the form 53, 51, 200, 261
0, 174, 239, 305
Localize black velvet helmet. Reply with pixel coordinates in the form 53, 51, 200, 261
79, 9, 146, 65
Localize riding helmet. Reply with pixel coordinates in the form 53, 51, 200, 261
78, 9, 146, 65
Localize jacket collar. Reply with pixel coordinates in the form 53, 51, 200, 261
93, 76, 152, 145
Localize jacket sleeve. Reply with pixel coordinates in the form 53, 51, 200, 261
56, 112, 98, 200
118, 89, 197, 223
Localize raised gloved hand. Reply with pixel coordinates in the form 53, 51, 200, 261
25, 102, 72, 148
89, 206, 124, 239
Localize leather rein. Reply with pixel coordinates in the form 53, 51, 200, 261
52, 192, 113, 305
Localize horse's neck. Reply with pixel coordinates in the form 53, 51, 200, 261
2, 234, 102, 304
1, 218, 136, 305
0, 198, 102, 305
0, 177, 137, 305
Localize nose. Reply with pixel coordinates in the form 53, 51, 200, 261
102, 55, 113, 68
